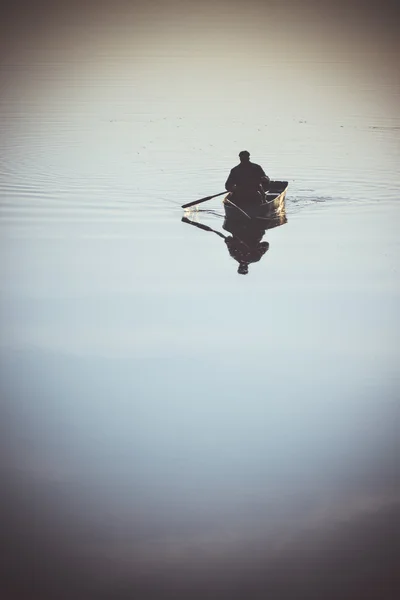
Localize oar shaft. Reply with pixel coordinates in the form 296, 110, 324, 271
224, 198, 251, 219
181, 191, 227, 209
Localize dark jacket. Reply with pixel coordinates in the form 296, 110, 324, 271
225, 237, 269, 266
225, 161, 267, 192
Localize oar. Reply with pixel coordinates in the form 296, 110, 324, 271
181, 191, 227, 209
224, 198, 251, 220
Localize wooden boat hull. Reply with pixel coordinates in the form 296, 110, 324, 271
223, 180, 288, 222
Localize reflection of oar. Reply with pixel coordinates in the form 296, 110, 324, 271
181, 191, 227, 209
181, 217, 227, 239
182, 217, 252, 249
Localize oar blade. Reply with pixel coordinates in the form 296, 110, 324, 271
181, 195, 212, 209
181, 190, 226, 209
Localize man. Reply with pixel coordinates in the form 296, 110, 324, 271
225, 151, 270, 204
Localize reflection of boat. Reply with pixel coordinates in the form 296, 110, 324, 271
182, 196, 287, 275
222, 198, 287, 274
224, 180, 288, 222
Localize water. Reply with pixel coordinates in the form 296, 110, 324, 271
1, 2, 399, 598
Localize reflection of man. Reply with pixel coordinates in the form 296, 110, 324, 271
181, 213, 271, 275
224, 224, 269, 275
225, 151, 270, 204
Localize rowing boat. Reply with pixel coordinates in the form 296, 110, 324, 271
182, 185, 287, 274
223, 180, 288, 221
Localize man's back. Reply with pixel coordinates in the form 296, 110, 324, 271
226, 161, 266, 191
225, 151, 268, 194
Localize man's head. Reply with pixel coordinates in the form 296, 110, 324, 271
239, 150, 250, 163
238, 262, 249, 275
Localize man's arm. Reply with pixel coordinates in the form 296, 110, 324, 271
225, 170, 237, 192
258, 165, 270, 191
258, 165, 270, 185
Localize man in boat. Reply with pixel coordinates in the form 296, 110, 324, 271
225, 151, 270, 205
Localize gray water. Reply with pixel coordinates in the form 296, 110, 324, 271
1, 2, 399, 598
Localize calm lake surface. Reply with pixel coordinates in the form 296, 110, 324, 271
1, 2, 399, 598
